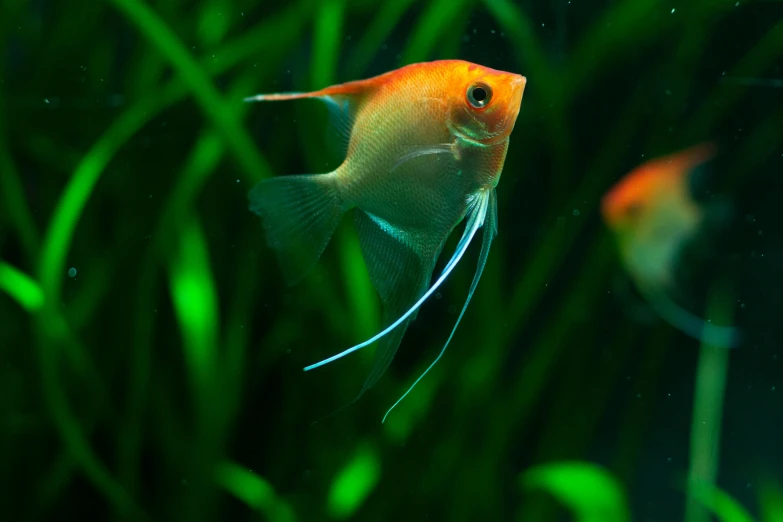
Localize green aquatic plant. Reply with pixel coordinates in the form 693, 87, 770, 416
0, 0, 780, 520
521, 462, 783, 522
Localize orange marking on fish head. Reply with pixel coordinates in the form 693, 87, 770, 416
441, 61, 526, 145
601, 143, 716, 231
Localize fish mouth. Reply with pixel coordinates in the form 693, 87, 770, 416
500, 74, 526, 134
510, 75, 526, 104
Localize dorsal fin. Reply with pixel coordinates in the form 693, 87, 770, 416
244, 76, 384, 158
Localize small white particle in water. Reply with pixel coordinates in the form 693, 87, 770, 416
667, 457, 672, 463
573, 209, 580, 216
346, 35, 351, 40
668, 393, 671, 397
491, 30, 496, 34
671, 8, 675, 13
541, 23, 545, 27
44, 98, 49, 104
241, 12, 244, 16
773, 386, 776, 391
68, 268, 77, 278
436, 292, 442, 299
236, 179, 240, 183
665, 89, 672, 95
735, 1, 739, 5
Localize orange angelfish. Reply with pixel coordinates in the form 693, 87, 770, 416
601, 143, 741, 348
245, 60, 526, 420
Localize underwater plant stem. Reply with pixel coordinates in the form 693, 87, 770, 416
0, 70, 39, 261
684, 281, 735, 522
108, 0, 272, 181
34, 315, 148, 520
120, 71, 259, 502
38, 94, 171, 306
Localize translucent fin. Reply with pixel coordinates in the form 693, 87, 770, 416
382, 189, 495, 422
302, 209, 432, 383
302, 192, 486, 372
243, 74, 380, 104
353, 210, 435, 394
245, 88, 361, 161
322, 95, 356, 159
389, 143, 456, 174
248, 173, 344, 286
643, 287, 742, 348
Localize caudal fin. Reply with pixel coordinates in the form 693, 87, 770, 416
249, 173, 344, 285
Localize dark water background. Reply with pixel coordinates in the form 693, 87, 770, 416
1, 0, 782, 521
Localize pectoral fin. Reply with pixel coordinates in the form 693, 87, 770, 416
389, 143, 457, 175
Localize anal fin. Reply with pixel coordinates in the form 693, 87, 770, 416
353, 209, 436, 395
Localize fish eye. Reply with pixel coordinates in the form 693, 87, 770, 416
467, 82, 492, 109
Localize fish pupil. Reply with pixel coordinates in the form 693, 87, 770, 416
467, 83, 492, 108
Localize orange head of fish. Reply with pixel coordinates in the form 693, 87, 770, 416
441, 61, 526, 145
600, 142, 717, 233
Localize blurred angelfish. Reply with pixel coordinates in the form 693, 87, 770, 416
601, 143, 741, 348
246, 60, 526, 420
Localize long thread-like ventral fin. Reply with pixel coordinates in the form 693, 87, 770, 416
303, 192, 487, 372
644, 287, 742, 348
382, 189, 496, 423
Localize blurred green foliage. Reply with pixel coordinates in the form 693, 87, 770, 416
0, 0, 781, 521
